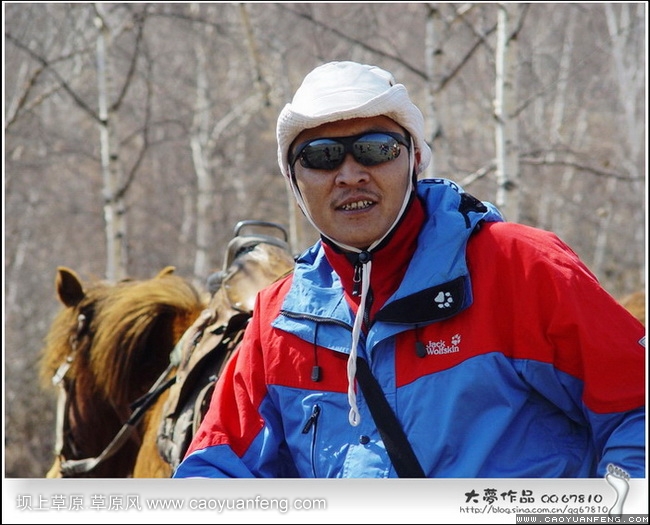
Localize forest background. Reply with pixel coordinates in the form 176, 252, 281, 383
4, 2, 646, 478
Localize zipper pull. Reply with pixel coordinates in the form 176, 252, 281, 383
352, 263, 362, 296
352, 251, 371, 297
301, 404, 321, 434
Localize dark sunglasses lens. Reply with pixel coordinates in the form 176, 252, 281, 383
299, 140, 346, 170
352, 134, 402, 166
297, 133, 405, 170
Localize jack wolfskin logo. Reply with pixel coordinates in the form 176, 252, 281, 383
425, 334, 461, 355
434, 291, 454, 309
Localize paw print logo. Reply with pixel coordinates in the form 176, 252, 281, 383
434, 291, 453, 309
451, 334, 461, 345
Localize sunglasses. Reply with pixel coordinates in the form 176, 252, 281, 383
290, 131, 410, 171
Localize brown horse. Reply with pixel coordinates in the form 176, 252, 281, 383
39, 265, 206, 477
39, 221, 295, 477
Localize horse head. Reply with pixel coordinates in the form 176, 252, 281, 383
39, 266, 206, 477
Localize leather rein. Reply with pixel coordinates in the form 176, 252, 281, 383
51, 312, 176, 477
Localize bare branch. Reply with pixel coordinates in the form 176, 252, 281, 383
276, 4, 426, 79
111, 8, 147, 112
5, 31, 100, 122
458, 161, 496, 187
5, 64, 46, 130
521, 154, 636, 182
434, 21, 497, 93
239, 3, 271, 107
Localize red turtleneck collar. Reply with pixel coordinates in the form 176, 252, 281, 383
321, 194, 425, 320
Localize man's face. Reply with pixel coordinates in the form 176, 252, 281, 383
291, 116, 417, 250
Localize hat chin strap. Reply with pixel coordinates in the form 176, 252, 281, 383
289, 143, 416, 426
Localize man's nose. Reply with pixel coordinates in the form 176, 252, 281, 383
334, 154, 370, 185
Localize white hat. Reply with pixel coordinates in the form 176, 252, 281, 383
276, 61, 432, 178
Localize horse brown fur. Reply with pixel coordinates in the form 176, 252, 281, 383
39, 266, 206, 478
619, 290, 646, 326
135, 393, 174, 477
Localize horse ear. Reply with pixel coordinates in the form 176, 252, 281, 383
156, 266, 176, 278
56, 267, 86, 307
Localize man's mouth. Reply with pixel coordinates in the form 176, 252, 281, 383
339, 200, 374, 211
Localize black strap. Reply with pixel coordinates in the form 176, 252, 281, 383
355, 357, 426, 478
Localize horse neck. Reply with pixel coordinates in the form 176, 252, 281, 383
59, 373, 142, 477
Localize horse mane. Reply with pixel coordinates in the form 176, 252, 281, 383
39, 268, 206, 407
89, 274, 205, 404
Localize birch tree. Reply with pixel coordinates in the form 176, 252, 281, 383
423, 4, 444, 179
94, 5, 129, 281
493, 3, 526, 222
187, 3, 269, 283
189, 3, 214, 285
593, 3, 645, 282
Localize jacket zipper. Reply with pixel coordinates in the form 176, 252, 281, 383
301, 404, 321, 477
280, 310, 352, 330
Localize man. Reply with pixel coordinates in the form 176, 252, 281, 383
173, 61, 645, 478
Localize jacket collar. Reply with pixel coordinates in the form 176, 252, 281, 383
321, 193, 425, 319
280, 179, 504, 326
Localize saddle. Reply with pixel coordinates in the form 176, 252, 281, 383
156, 221, 295, 470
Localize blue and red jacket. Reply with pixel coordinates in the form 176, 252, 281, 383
174, 179, 646, 478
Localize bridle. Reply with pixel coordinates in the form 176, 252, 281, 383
51, 311, 176, 477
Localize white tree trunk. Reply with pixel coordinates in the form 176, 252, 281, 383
423, 5, 443, 179
190, 3, 214, 284
494, 3, 521, 222
95, 8, 127, 281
